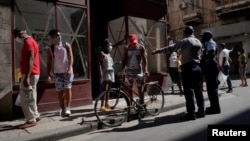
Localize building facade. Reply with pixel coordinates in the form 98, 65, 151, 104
0, 0, 167, 120
166, 0, 250, 74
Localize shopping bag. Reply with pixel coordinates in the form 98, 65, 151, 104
218, 71, 227, 84
166, 74, 173, 88
15, 94, 21, 106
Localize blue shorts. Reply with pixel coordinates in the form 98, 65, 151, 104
54, 73, 74, 91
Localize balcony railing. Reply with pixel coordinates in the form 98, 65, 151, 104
216, 0, 250, 18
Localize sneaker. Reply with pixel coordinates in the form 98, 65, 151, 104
59, 109, 65, 117
18, 121, 36, 129
105, 104, 112, 109
100, 106, 106, 112
226, 90, 233, 93
65, 108, 71, 117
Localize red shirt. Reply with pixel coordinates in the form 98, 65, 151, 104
20, 37, 40, 75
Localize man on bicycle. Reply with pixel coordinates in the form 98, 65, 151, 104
122, 33, 149, 104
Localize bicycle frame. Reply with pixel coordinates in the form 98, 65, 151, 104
115, 74, 148, 105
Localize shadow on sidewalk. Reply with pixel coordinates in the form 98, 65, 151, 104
89, 112, 185, 134
0, 124, 19, 131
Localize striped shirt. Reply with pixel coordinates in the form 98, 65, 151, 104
158, 35, 202, 65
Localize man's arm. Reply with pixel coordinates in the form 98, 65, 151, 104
23, 50, 34, 87
46, 48, 52, 82
152, 43, 177, 55
122, 47, 128, 71
66, 43, 74, 75
142, 47, 148, 74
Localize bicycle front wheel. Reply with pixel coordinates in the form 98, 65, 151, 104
94, 89, 130, 127
143, 83, 164, 116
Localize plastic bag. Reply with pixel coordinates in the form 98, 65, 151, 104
166, 74, 173, 88
15, 94, 21, 106
218, 71, 227, 84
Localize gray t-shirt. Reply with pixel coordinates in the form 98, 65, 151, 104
159, 35, 202, 65
125, 45, 145, 75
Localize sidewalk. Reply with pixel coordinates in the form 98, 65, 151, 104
0, 80, 236, 141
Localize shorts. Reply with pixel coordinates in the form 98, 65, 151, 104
239, 66, 247, 75
101, 70, 115, 83
127, 74, 144, 87
54, 73, 74, 91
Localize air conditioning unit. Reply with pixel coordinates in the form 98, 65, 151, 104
179, 2, 187, 9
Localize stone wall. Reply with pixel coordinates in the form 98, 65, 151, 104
0, 4, 13, 120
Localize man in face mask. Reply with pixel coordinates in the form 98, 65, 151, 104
47, 29, 74, 117
13, 28, 41, 129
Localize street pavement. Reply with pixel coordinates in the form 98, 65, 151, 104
0, 79, 245, 141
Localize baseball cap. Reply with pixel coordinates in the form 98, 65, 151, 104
200, 30, 213, 37
128, 34, 138, 43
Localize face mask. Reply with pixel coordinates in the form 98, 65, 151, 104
107, 45, 113, 52
53, 35, 62, 43
15, 37, 24, 44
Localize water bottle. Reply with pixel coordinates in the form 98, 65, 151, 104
24, 86, 32, 99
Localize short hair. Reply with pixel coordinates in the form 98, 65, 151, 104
238, 48, 245, 54
102, 38, 110, 47
48, 29, 60, 36
184, 26, 194, 35
220, 43, 226, 47
13, 28, 21, 37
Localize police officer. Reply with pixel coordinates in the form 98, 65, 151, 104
152, 26, 205, 120
200, 31, 221, 114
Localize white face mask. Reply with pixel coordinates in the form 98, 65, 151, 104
15, 37, 24, 44
107, 45, 113, 52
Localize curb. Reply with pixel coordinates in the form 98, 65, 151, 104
2, 122, 98, 141
2, 90, 225, 141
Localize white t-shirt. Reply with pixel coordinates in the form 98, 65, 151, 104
219, 48, 231, 66
169, 52, 177, 68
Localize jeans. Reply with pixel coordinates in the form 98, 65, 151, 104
223, 65, 233, 91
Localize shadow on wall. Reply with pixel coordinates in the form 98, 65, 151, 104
0, 87, 14, 121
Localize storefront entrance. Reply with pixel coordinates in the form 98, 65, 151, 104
13, 0, 92, 113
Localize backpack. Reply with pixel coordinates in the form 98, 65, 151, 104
50, 42, 67, 57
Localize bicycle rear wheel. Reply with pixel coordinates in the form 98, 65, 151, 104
94, 89, 130, 127
143, 83, 164, 116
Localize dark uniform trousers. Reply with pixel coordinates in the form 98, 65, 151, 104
181, 62, 204, 116
203, 59, 221, 111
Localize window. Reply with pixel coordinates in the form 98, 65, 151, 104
14, 0, 88, 82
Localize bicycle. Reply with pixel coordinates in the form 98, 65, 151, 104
94, 72, 165, 127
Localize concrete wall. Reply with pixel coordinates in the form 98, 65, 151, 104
0, 4, 13, 120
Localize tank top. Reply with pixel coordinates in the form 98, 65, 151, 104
125, 45, 144, 75
101, 54, 114, 71
54, 43, 69, 73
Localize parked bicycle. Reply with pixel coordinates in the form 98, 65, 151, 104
94, 72, 165, 127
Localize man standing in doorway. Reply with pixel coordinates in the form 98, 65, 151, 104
47, 29, 74, 117
13, 28, 41, 129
